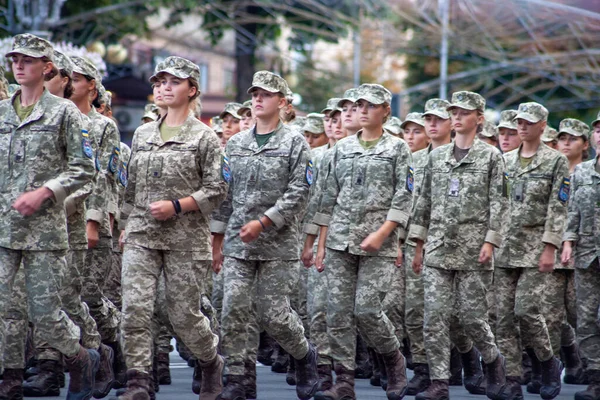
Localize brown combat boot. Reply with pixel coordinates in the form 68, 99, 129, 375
317, 364, 333, 392
575, 370, 600, 400
244, 359, 257, 399
65, 346, 100, 400
94, 343, 115, 398
109, 369, 151, 400
500, 376, 524, 400
461, 347, 485, 395
314, 365, 356, 400
295, 344, 320, 400
217, 375, 245, 400
382, 348, 408, 400
407, 363, 431, 395
415, 379, 449, 400
198, 354, 224, 400
0, 368, 24, 400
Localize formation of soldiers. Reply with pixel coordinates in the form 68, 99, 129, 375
0, 32, 599, 400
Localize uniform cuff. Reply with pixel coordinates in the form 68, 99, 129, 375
265, 207, 285, 230
313, 212, 331, 226
121, 203, 133, 221
484, 230, 503, 248
64, 197, 77, 217
43, 179, 67, 204
562, 232, 578, 243
191, 191, 213, 217
210, 219, 228, 234
386, 209, 409, 227
397, 228, 407, 241
107, 199, 118, 216
303, 223, 320, 236
408, 225, 428, 242
542, 231, 562, 249
86, 209, 104, 224
118, 218, 127, 231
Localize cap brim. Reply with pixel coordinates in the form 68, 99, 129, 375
357, 95, 385, 105
320, 107, 332, 114
142, 113, 158, 121
6, 49, 46, 59
337, 98, 356, 108
542, 136, 556, 143
515, 113, 542, 123
219, 111, 242, 120
422, 110, 449, 119
497, 122, 517, 130
401, 119, 424, 129
384, 127, 402, 135
591, 119, 600, 127
328, 108, 342, 117
447, 103, 479, 111
558, 128, 585, 137
247, 84, 281, 94
305, 128, 325, 134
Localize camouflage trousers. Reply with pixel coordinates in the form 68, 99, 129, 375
151, 273, 174, 355
121, 244, 218, 371
545, 269, 577, 354
575, 258, 600, 370
221, 257, 308, 375
0, 248, 81, 366
403, 244, 426, 364
495, 267, 554, 376
105, 251, 123, 311
83, 247, 121, 343
292, 266, 310, 336
212, 270, 224, 322
325, 249, 399, 371
307, 262, 331, 366
423, 266, 497, 380
382, 262, 405, 345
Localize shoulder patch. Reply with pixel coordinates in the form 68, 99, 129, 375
119, 162, 128, 187
81, 130, 93, 159
406, 166, 414, 192
558, 177, 570, 203
108, 147, 120, 173
306, 160, 314, 185
95, 155, 101, 172
222, 155, 231, 183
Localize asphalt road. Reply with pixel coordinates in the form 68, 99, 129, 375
30, 351, 580, 400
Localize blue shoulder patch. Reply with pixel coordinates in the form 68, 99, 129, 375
108, 147, 120, 174
306, 160, 314, 185
558, 177, 570, 203
222, 155, 231, 183
81, 130, 93, 159
406, 166, 414, 192
119, 162, 128, 187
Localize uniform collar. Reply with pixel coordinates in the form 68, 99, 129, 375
444, 137, 483, 167
146, 111, 199, 146
9, 88, 50, 129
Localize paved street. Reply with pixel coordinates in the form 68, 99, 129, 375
32, 350, 580, 400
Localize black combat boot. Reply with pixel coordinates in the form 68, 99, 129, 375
22, 360, 60, 397
407, 363, 431, 395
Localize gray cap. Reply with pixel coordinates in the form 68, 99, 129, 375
447, 91, 485, 112
515, 102, 548, 123
322, 97, 342, 114
285, 88, 294, 104
559, 118, 590, 139
142, 103, 159, 121
423, 98, 450, 119
53, 50, 74, 76
337, 88, 359, 107
151, 56, 200, 83
247, 70, 288, 95
6, 33, 54, 60
355, 83, 392, 105
401, 112, 424, 129
542, 126, 558, 143
591, 110, 600, 127
304, 113, 325, 134
71, 55, 101, 81
219, 102, 243, 120
498, 110, 518, 130
211, 116, 223, 133
384, 116, 403, 135
480, 120, 498, 138
238, 100, 252, 114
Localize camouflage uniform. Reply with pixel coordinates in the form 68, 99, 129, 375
495, 103, 569, 376
0, 72, 95, 363
211, 73, 312, 374
314, 84, 413, 370
564, 155, 600, 371
409, 92, 506, 381
544, 119, 587, 355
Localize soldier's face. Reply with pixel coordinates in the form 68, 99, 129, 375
341, 101, 359, 132
44, 72, 68, 98
424, 115, 452, 141
222, 114, 241, 141
153, 83, 167, 109
71, 72, 96, 103
11, 55, 52, 86
498, 128, 521, 153
304, 132, 328, 149
593, 125, 600, 150
517, 118, 546, 143
330, 111, 345, 141
450, 108, 481, 135
251, 89, 285, 119
158, 73, 197, 108
240, 110, 254, 131
558, 133, 588, 161
323, 115, 333, 138
356, 99, 389, 130
404, 122, 429, 153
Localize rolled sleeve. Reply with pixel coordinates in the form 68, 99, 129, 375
484, 230, 503, 248
43, 179, 67, 205
562, 232, 579, 243
313, 212, 331, 227
265, 207, 285, 230
386, 209, 409, 227
64, 197, 77, 217
542, 231, 563, 249
86, 209, 104, 224
303, 223, 319, 236
408, 224, 428, 243
191, 190, 214, 217
210, 219, 228, 234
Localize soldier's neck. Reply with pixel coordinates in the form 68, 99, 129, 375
454, 131, 476, 149
569, 158, 582, 174
520, 138, 541, 158
431, 136, 452, 149
19, 84, 44, 107
74, 98, 91, 116
256, 116, 279, 135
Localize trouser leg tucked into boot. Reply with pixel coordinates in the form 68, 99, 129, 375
314, 365, 356, 400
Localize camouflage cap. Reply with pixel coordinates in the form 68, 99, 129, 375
151, 56, 200, 84
559, 118, 590, 139
401, 112, 424, 129
285, 88, 294, 104
71, 56, 101, 81
304, 113, 325, 134
355, 83, 392, 105
219, 102, 243, 120
321, 97, 342, 114
497, 110, 518, 130
104, 91, 112, 108
541, 125, 558, 143
142, 103, 159, 121
247, 70, 288, 95
53, 50, 74, 76
6, 33, 54, 60
590, 110, 600, 127
337, 88, 359, 107
96, 83, 107, 103
515, 102, 548, 123
447, 91, 485, 112
288, 116, 306, 130
211, 116, 223, 133
384, 116, 403, 135
238, 100, 252, 115
423, 98, 451, 119
480, 120, 499, 138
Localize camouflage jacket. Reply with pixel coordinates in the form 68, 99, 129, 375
405, 143, 433, 248
86, 107, 121, 247
314, 132, 413, 258
0, 89, 95, 250
302, 143, 331, 236
409, 138, 506, 270
496, 143, 569, 268
113, 142, 131, 253
211, 122, 311, 260
122, 113, 227, 256
563, 158, 600, 269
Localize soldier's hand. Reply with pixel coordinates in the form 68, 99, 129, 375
301, 244, 314, 269
212, 249, 223, 274
538, 244, 557, 272
412, 241, 424, 274
360, 231, 385, 252
150, 201, 176, 221
315, 247, 326, 273
395, 247, 403, 268
87, 221, 100, 249
12, 187, 54, 216
561, 242, 573, 266
119, 230, 126, 251
478, 242, 494, 264
240, 220, 262, 243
